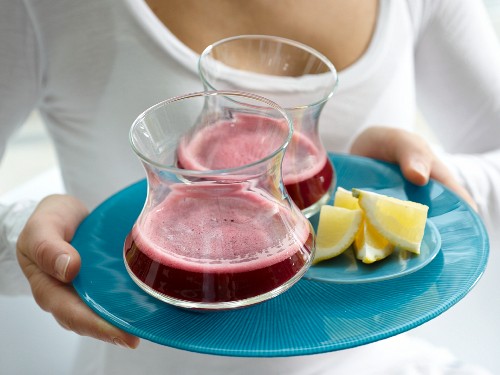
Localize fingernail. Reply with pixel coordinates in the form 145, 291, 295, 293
411, 160, 428, 178
55, 254, 70, 279
113, 337, 132, 348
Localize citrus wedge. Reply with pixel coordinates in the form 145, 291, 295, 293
333, 187, 394, 263
313, 205, 363, 264
333, 186, 360, 210
353, 220, 395, 263
352, 189, 428, 254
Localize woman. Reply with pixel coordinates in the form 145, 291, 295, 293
1, 0, 497, 373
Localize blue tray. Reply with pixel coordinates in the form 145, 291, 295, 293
72, 153, 489, 357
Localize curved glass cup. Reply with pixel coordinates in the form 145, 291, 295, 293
199, 35, 339, 217
125, 91, 315, 310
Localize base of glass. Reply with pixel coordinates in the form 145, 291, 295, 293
123, 250, 313, 311
300, 182, 335, 219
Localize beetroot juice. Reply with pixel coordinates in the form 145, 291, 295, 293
177, 113, 333, 212
281, 135, 334, 211
124, 184, 313, 305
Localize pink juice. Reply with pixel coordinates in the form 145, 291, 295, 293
177, 113, 333, 210
124, 184, 313, 304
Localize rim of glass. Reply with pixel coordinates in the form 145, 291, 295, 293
129, 90, 293, 176
198, 34, 339, 110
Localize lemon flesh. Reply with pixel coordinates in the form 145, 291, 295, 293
333, 186, 361, 210
354, 220, 395, 263
352, 189, 429, 254
313, 205, 363, 265
333, 188, 394, 263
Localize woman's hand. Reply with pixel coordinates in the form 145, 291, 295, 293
16, 194, 140, 348
350, 126, 478, 210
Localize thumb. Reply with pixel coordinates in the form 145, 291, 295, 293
17, 195, 88, 283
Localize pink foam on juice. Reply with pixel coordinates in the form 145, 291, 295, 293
177, 113, 332, 210
124, 183, 313, 303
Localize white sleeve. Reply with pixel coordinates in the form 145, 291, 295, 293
0, 0, 42, 151
414, 0, 500, 236
0, 1, 43, 295
0, 201, 37, 295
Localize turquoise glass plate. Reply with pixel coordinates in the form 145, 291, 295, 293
304, 220, 441, 284
72, 153, 489, 357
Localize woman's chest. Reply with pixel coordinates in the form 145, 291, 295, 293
145, 0, 379, 72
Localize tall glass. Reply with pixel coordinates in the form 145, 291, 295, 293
124, 91, 314, 310
199, 35, 338, 217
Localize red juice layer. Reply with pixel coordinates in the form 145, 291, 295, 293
285, 157, 334, 210
125, 235, 313, 303
177, 113, 328, 187
124, 183, 313, 302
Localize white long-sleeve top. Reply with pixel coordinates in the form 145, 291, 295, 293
0, 0, 498, 374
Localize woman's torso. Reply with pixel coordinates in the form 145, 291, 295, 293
28, 0, 416, 209
15, 1, 434, 373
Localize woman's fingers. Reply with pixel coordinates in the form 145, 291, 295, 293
350, 126, 478, 210
24, 256, 139, 348
17, 195, 87, 282
429, 158, 479, 211
16, 194, 140, 348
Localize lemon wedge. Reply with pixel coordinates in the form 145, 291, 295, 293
333, 186, 361, 210
313, 205, 363, 265
334, 187, 394, 263
353, 220, 395, 263
352, 189, 428, 254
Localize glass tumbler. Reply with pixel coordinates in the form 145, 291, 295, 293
199, 35, 338, 217
124, 91, 315, 310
